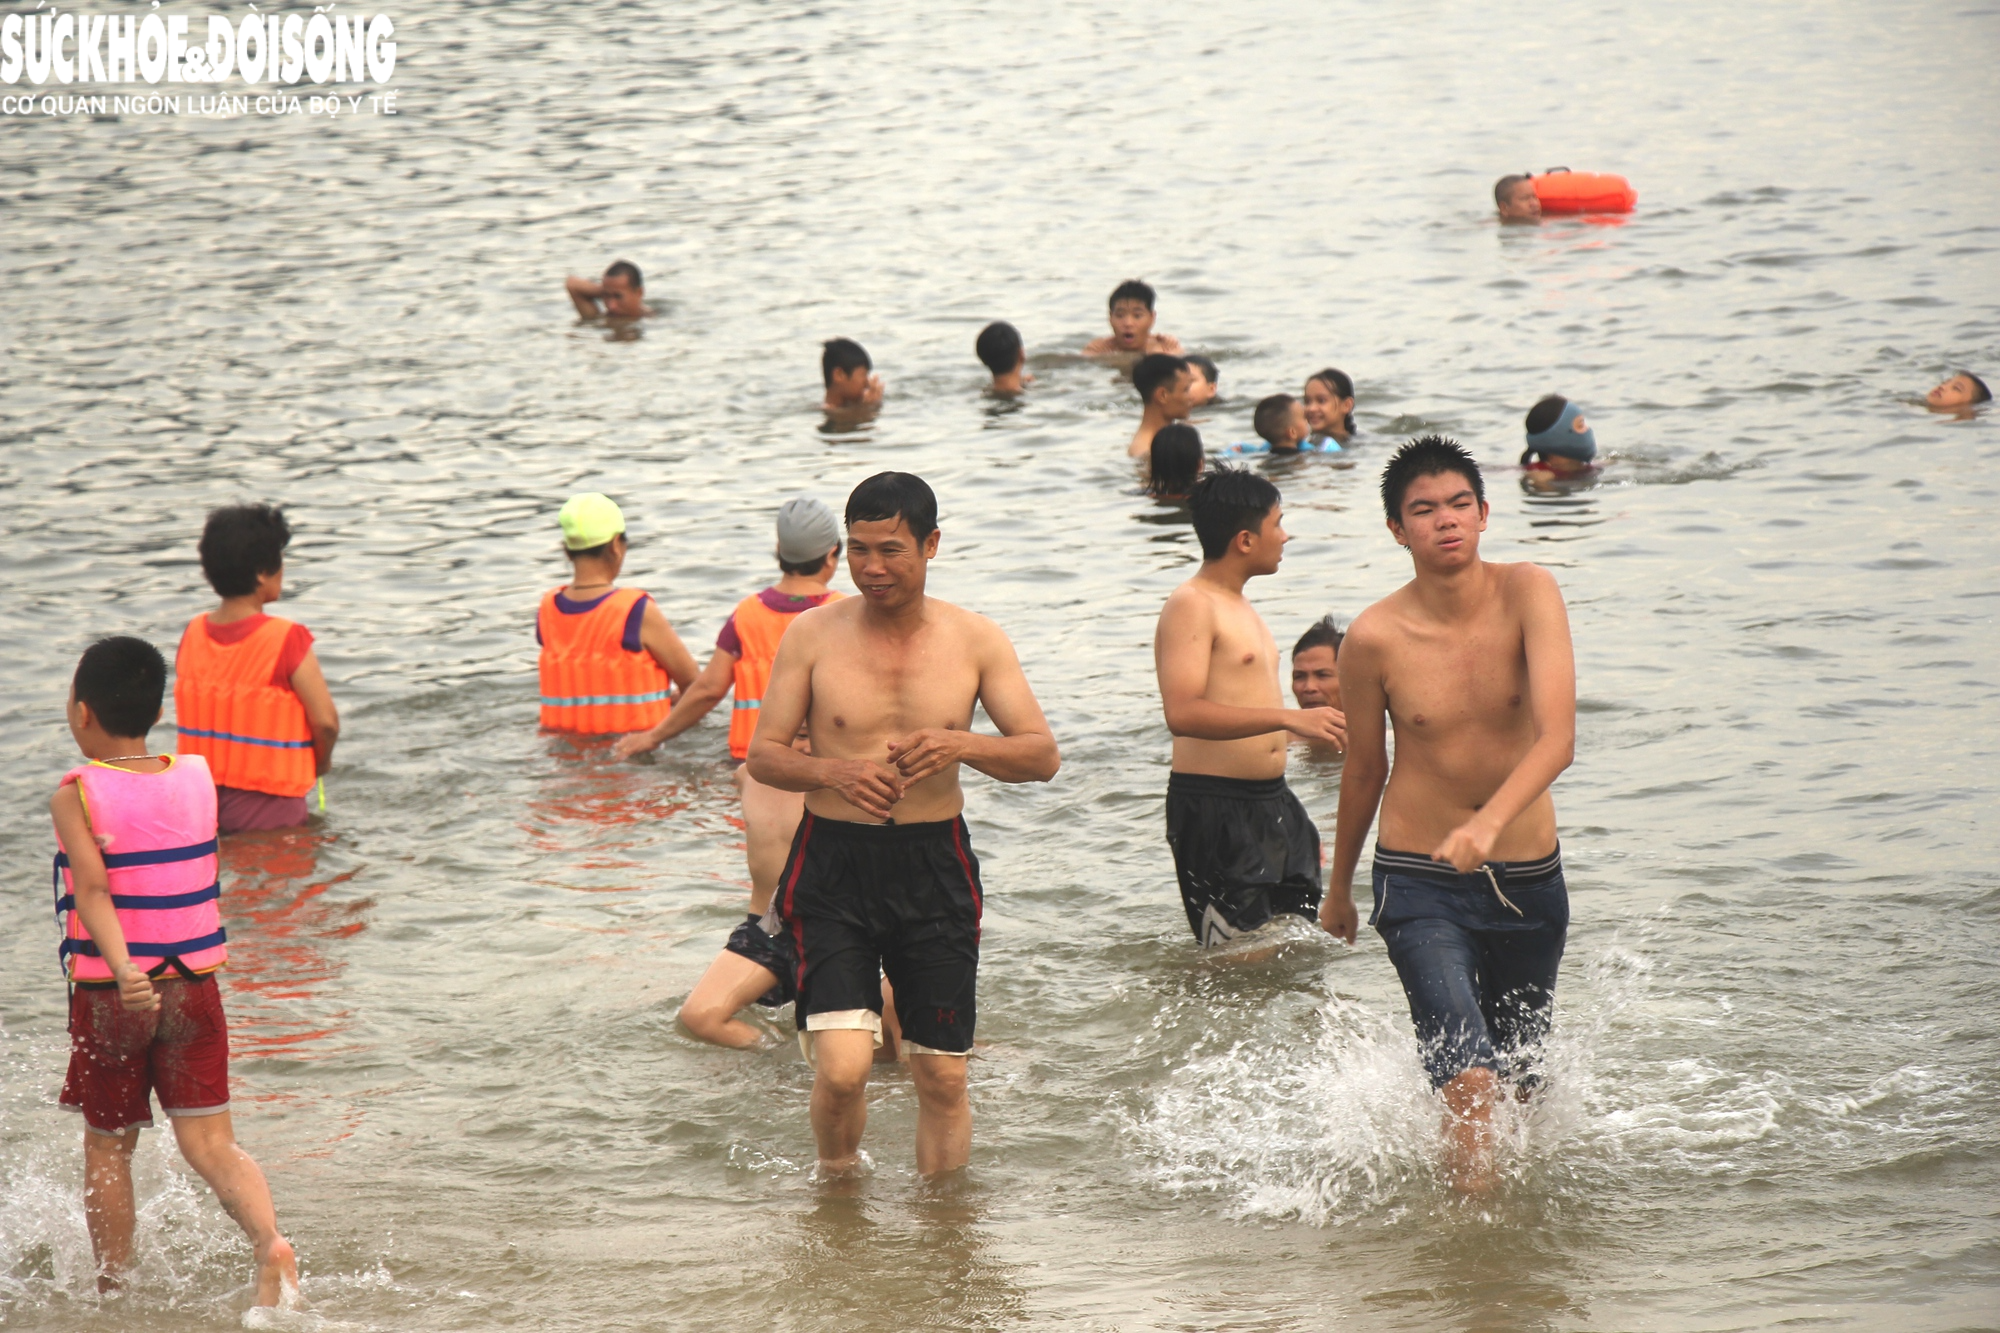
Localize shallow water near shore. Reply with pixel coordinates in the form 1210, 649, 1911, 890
2, 0, 1998, 1329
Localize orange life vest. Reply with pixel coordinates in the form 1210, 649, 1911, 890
1532, 170, 1637, 215
174, 615, 316, 798
538, 587, 673, 734
726, 589, 843, 759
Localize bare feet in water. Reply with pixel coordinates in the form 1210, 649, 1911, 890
254, 1236, 300, 1308
1441, 1067, 1500, 1196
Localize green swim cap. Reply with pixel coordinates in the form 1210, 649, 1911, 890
559, 493, 626, 550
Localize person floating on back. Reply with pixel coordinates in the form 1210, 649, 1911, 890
1148, 423, 1205, 502
976, 322, 1032, 395
1520, 394, 1600, 477
1493, 174, 1541, 223
1127, 352, 1195, 458
1290, 615, 1345, 745
821, 337, 885, 421
537, 493, 698, 736
1320, 436, 1577, 1195
1084, 279, 1184, 360
564, 259, 649, 320
53, 636, 299, 1306
1303, 368, 1357, 448
1153, 469, 1346, 957
613, 498, 898, 1054
1226, 393, 1339, 456
174, 505, 339, 835
749, 472, 1060, 1178
1186, 355, 1220, 407
1925, 371, 1990, 415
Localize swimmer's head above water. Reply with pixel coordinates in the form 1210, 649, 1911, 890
1107, 279, 1160, 353
976, 321, 1030, 393
1134, 353, 1194, 420
1148, 423, 1204, 500
822, 337, 883, 411
1926, 371, 1991, 412
1520, 395, 1598, 475
1290, 615, 1343, 711
1303, 368, 1355, 441
1494, 174, 1541, 223
1186, 355, 1219, 406
1253, 393, 1309, 452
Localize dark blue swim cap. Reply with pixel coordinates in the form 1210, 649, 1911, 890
1525, 400, 1598, 462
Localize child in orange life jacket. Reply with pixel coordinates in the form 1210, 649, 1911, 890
537, 493, 699, 735
612, 498, 900, 1055
52, 637, 299, 1306
175, 505, 340, 835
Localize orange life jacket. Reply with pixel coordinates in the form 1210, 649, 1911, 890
174, 615, 316, 798
726, 589, 843, 759
538, 587, 673, 734
1533, 170, 1637, 215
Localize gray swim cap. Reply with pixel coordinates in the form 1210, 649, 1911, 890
1525, 400, 1598, 462
776, 497, 840, 563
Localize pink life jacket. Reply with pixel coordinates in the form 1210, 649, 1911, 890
54, 755, 226, 983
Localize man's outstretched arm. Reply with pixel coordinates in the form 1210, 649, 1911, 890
1319, 622, 1389, 945
1430, 566, 1576, 871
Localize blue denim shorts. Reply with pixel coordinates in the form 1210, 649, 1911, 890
1370, 845, 1568, 1090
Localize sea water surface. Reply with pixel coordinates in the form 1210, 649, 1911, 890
2, 1, 1997, 1329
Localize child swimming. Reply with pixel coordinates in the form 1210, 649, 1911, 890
1520, 394, 1600, 476
1225, 394, 1339, 456
1303, 368, 1357, 448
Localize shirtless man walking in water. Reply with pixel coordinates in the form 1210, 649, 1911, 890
1154, 470, 1345, 955
749, 472, 1059, 1178
1320, 436, 1576, 1193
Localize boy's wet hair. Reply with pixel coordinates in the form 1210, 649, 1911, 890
1109, 279, 1156, 311
1524, 393, 1568, 436
821, 338, 872, 388
1307, 367, 1356, 435
778, 542, 842, 577
1149, 424, 1204, 498
975, 321, 1022, 376
1188, 466, 1279, 561
1254, 393, 1298, 445
73, 636, 167, 739
1963, 371, 1993, 404
1133, 353, 1189, 406
1186, 355, 1218, 386
1293, 614, 1343, 659
846, 471, 938, 542
199, 503, 291, 598
1494, 174, 1530, 207
1381, 435, 1484, 524
604, 259, 643, 290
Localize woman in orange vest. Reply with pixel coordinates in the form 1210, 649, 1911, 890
613, 498, 902, 1053
537, 493, 698, 736
175, 504, 340, 835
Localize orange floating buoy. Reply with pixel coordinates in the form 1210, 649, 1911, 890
1532, 168, 1637, 214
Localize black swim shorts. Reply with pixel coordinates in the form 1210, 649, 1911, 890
776, 812, 983, 1056
1164, 772, 1322, 947
723, 912, 796, 1008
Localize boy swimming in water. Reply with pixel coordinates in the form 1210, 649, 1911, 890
1520, 395, 1599, 476
52, 637, 299, 1305
1321, 436, 1576, 1194
822, 337, 885, 419
1127, 353, 1194, 458
1291, 616, 1343, 712
1153, 469, 1345, 954
174, 505, 340, 834
1493, 175, 1541, 223
976, 322, 1032, 394
1148, 424, 1205, 501
1084, 279, 1185, 359
1226, 394, 1337, 456
1187, 355, 1220, 406
1925, 371, 1990, 413
564, 259, 649, 320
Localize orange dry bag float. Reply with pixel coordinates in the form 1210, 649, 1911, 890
1532, 168, 1637, 215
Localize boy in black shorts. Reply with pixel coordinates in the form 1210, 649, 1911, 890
1152, 469, 1344, 952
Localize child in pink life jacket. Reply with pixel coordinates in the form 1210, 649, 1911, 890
50, 636, 299, 1307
